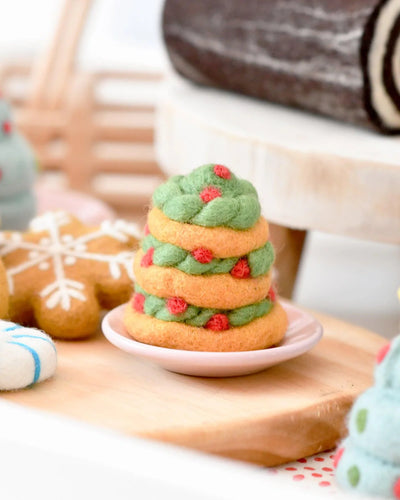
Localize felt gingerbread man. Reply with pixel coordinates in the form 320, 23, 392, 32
0, 211, 139, 340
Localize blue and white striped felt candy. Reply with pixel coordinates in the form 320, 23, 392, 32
0, 320, 57, 390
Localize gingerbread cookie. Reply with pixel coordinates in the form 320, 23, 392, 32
124, 164, 288, 352
0, 211, 139, 339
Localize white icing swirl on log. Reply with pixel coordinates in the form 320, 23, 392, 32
365, 0, 400, 129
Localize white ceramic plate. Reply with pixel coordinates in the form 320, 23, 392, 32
102, 302, 323, 377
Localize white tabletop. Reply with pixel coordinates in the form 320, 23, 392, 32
0, 399, 353, 500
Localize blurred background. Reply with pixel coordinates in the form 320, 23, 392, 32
0, 0, 399, 338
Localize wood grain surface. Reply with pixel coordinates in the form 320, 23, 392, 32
2, 309, 385, 466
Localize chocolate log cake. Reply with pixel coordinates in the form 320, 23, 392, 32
163, 0, 400, 133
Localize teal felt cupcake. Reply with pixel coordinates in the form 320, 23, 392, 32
335, 336, 400, 498
0, 96, 37, 230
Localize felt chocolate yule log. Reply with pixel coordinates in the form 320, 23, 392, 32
124, 164, 288, 352
163, 0, 400, 133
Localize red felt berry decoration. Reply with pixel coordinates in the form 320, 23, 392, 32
141, 247, 154, 267
191, 247, 213, 264
2, 121, 12, 134
199, 186, 222, 203
393, 478, 400, 499
213, 164, 231, 179
167, 297, 188, 315
230, 258, 251, 279
267, 285, 277, 302
143, 223, 150, 236
333, 447, 345, 469
376, 342, 391, 364
206, 313, 230, 331
132, 293, 145, 313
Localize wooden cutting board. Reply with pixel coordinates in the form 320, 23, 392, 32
2, 308, 385, 466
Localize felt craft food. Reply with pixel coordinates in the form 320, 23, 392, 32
163, 0, 400, 133
124, 164, 288, 352
0, 259, 8, 319
335, 337, 400, 498
0, 259, 56, 391
0, 94, 36, 229
0, 319, 57, 391
0, 211, 139, 339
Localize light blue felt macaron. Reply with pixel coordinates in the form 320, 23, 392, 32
336, 335, 400, 498
0, 320, 57, 391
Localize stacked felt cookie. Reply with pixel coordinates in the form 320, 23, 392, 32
335, 337, 400, 498
124, 164, 288, 352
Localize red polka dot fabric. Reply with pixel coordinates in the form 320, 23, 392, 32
268, 451, 339, 493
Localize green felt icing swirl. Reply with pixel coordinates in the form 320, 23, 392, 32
135, 284, 272, 328
141, 234, 274, 277
152, 164, 261, 229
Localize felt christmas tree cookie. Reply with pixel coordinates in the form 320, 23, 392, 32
0, 93, 37, 230
335, 336, 400, 498
124, 164, 288, 352
0, 211, 139, 339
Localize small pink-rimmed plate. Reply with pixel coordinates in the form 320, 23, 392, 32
102, 302, 322, 377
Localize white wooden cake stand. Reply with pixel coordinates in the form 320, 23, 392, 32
155, 77, 400, 296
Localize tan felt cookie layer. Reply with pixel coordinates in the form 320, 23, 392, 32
134, 249, 272, 309
0, 212, 139, 339
0, 260, 8, 319
147, 207, 269, 258
124, 301, 287, 351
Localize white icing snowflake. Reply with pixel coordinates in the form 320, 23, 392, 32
0, 212, 140, 311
